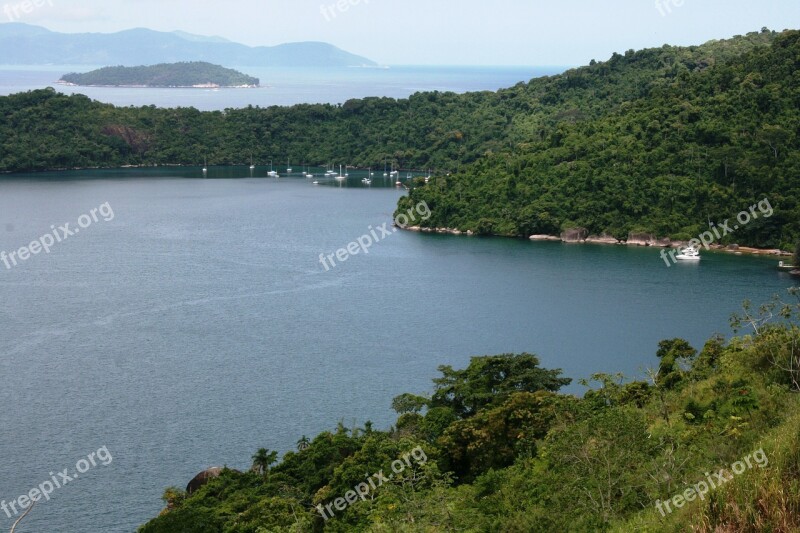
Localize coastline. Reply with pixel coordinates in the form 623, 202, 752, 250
403, 226, 792, 258
55, 81, 259, 89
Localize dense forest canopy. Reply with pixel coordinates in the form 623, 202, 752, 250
139, 293, 800, 532
60, 62, 260, 87
1, 28, 798, 248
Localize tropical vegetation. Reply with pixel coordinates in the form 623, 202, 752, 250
2, 29, 799, 248
139, 292, 800, 532
60, 62, 259, 87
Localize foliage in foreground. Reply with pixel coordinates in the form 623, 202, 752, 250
140, 291, 800, 532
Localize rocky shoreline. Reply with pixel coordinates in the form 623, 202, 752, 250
403, 226, 791, 257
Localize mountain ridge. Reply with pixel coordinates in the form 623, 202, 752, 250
0, 23, 377, 67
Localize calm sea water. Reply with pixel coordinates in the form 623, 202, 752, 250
0, 169, 795, 532
0, 65, 566, 110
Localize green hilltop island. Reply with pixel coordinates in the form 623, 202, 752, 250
58, 61, 259, 88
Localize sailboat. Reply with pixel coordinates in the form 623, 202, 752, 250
286, 158, 292, 174
383, 161, 388, 177
362, 168, 372, 185
335, 165, 346, 180
249, 155, 255, 170
305, 165, 314, 178
267, 160, 278, 177
202, 157, 208, 174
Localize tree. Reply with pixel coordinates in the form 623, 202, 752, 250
431, 353, 571, 418
391, 393, 429, 414
655, 338, 696, 389
296, 436, 311, 451
161, 487, 186, 511
439, 391, 563, 479
251, 448, 279, 478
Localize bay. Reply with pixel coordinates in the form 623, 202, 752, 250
0, 169, 795, 531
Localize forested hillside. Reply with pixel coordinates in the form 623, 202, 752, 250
1, 28, 797, 248
60, 62, 259, 87
139, 293, 800, 532
401, 29, 800, 250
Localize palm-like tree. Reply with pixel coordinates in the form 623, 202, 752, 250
296, 436, 311, 451
251, 448, 278, 478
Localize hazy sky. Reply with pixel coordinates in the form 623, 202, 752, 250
5, 0, 800, 65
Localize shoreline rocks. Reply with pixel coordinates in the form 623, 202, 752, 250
530, 234, 561, 241
585, 234, 621, 245
626, 232, 658, 246
560, 228, 589, 243
398, 226, 791, 257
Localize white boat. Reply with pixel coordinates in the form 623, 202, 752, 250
202, 157, 208, 173
249, 155, 255, 170
676, 246, 701, 261
335, 165, 346, 180
286, 158, 292, 174
312, 180, 320, 185
267, 160, 278, 177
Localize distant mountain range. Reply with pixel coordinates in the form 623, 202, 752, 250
0, 23, 377, 67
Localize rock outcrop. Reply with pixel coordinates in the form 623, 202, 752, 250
186, 467, 224, 495
585, 234, 620, 245
626, 232, 658, 246
560, 228, 589, 243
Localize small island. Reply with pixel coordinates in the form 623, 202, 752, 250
58, 61, 259, 88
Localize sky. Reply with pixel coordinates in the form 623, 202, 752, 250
3, 0, 800, 66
